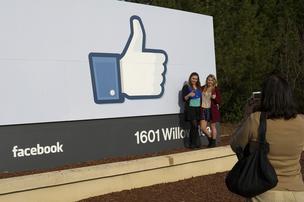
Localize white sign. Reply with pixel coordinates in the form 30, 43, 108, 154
0, 0, 216, 125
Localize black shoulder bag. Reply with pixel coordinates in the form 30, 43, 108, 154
225, 112, 278, 198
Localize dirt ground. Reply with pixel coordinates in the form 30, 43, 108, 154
76, 123, 242, 202
77, 123, 244, 202
79, 172, 244, 202
78, 123, 304, 202
79, 153, 304, 202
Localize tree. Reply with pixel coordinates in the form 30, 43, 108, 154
127, 0, 304, 121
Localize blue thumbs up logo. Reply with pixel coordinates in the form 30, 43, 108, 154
89, 16, 168, 104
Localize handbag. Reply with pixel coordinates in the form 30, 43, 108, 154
225, 112, 278, 198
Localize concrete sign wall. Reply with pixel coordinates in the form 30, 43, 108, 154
0, 0, 216, 172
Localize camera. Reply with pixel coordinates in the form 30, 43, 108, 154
244, 91, 261, 118
252, 91, 261, 99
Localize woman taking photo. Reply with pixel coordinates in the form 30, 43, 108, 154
200, 74, 221, 147
230, 74, 304, 201
182, 72, 202, 149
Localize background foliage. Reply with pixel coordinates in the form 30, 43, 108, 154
127, 0, 304, 122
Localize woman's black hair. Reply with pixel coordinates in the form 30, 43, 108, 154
261, 74, 297, 119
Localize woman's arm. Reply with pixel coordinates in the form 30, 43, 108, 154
230, 115, 252, 152
212, 87, 221, 104
182, 85, 194, 101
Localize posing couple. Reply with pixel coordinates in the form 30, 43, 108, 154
182, 72, 221, 149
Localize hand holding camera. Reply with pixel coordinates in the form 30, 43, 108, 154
244, 91, 261, 118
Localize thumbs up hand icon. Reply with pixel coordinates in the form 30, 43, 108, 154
89, 16, 168, 104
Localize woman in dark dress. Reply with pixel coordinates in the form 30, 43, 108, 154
182, 72, 202, 149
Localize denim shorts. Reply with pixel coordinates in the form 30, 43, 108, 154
200, 108, 211, 122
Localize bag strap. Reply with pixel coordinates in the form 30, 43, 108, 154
258, 112, 267, 143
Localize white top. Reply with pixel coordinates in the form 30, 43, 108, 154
201, 90, 211, 108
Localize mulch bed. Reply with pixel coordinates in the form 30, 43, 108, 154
78, 123, 304, 202
77, 133, 239, 202
79, 172, 244, 202
78, 152, 304, 202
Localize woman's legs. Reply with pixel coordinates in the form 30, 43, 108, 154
200, 120, 211, 137
210, 122, 217, 147
190, 120, 200, 148
200, 120, 213, 147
